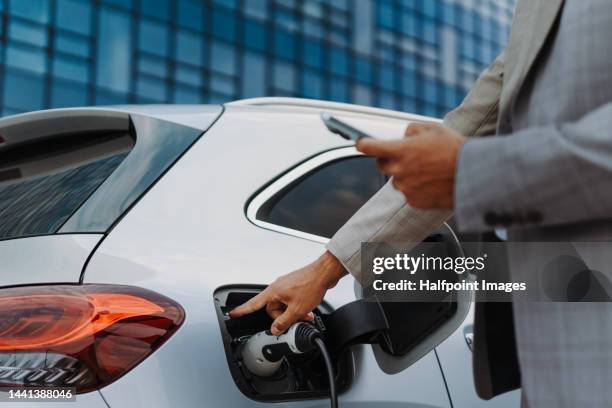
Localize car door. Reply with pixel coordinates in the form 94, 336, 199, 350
243, 111, 475, 406
247, 112, 519, 408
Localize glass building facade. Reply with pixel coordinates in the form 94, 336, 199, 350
0, 0, 514, 118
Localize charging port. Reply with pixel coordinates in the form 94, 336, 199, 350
213, 286, 353, 402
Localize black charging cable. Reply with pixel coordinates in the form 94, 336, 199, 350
314, 336, 338, 408
296, 323, 338, 408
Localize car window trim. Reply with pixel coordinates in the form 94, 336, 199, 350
246, 146, 364, 244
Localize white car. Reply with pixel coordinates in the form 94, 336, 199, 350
0, 98, 519, 408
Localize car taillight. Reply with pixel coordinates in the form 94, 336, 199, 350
0, 284, 184, 393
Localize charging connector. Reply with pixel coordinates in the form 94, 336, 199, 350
240, 322, 338, 407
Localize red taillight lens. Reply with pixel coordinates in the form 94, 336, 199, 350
0, 284, 184, 393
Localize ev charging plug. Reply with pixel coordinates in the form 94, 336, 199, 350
240, 322, 320, 377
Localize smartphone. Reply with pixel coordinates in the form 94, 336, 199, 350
321, 112, 374, 141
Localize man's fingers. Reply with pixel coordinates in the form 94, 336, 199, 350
356, 138, 404, 158
271, 308, 301, 336
377, 158, 403, 176
303, 312, 315, 321
229, 290, 270, 318
265, 300, 285, 320
405, 122, 436, 136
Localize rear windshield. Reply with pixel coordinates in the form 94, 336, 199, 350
0, 132, 134, 240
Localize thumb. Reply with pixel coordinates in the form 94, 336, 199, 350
271, 308, 301, 336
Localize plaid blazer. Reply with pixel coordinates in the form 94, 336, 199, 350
328, 1, 612, 406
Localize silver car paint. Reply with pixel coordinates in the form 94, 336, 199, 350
0, 234, 101, 286
83, 106, 452, 407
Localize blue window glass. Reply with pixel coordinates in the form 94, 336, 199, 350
463, 9, 475, 34
139, 20, 168, 57
176, 30, 204, 66
401, 13, 418, 37
244, 0, 267, 20
6, 44, 46, 74
56, 33, 90, 57
211, 41, 236, 75
273, 30, 296, 60
177, 0, 205, 31
423, 78, 437, 104
136, 77, 166, 101
377, 0, 394, 29
401, 70, 417, 97
3, 71, 44, 111
378, 92, 396, 110
53, 56, 89, 83
303, 0, 323, 18
174, 65, 202, 87
173, 86, 202, 103
139, 55, 167, 77
213, 0, 237, 9
211, 74, 235, 95
442, 2, 455, 25
243, 20, 267, 51
378, 65, 395, 91
304, 38, 323, 68
303, 17, 323, 38
402, 97, 416, 113
377, 45, 394, 62
9, 0, 49, 23
96, 8, 131, 93
95, 90, 128, 105
51, 80, 88, 108
275, 9, 298, 31
329, 47, 348, 76
241, 52, 266, 98
56, 0, 91, 34
423, 19, 437, 44
9, 21, 47, 47
101, 0, 132, 9
330, 0, 348, 10
329, 77, 348, 102
461, 34, 475, 59
273, 62, 295, 92
141, 0, 169, 20
353, 84, 372, 106
423, 0, 437, 18
355, 56, 372, 84
212, 8, 236, 41
301, 69, 323, 99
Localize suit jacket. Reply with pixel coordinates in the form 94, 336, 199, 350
328, 0, 612, 405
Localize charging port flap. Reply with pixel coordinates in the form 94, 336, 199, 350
214, 286, 353, 403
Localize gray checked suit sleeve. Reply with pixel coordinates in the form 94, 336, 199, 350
327, 53, 505, 285
455, 101, 612, 232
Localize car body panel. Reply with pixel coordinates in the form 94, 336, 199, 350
435, 304, 521, 407
0, 234, 101, 286
83, 107, 452, 407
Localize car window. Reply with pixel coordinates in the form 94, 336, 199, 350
257, 156, 386, 238
0, 132, 134, 240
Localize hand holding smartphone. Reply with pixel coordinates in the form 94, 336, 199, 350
321, 112, 374, 141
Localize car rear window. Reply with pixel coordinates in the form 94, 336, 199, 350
0, 132, 134, 240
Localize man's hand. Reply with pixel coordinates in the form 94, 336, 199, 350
229, 251, 347, 336
357, 122, 466, 209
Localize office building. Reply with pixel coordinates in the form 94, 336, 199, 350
0, 0, 514, 117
